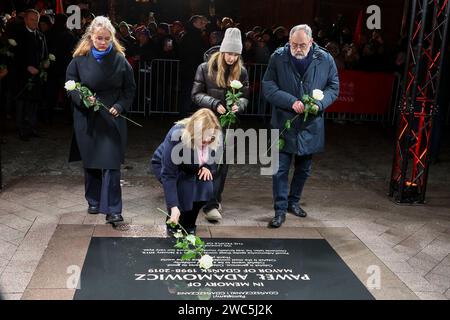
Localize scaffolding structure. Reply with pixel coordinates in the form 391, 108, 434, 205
389, 0, 450, 203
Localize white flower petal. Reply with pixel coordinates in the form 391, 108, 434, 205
64, 80, 77, 91
230, 80, 243, 90
198, 254, 213, 269
185, 234, 196, 246
312, 89, 324, 101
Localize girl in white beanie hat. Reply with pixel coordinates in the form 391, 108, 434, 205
190, 27, 249, 223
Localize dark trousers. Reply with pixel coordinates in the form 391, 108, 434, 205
179, 72, 195, 117
204, 163, 229, 212
168, 201, 206, 230
273, 152, 312, 215
16, 99, 38, 137
84, 168, 122, 215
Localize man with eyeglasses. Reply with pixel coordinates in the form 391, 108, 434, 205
262, 24, 339, 228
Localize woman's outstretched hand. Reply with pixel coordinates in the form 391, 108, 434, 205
198, 167, 213, 181
169, 206, 181, 225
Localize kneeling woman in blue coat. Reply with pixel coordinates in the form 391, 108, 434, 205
151, 108, 221, 234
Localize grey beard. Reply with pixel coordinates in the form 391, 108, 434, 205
293, 54, 306, 60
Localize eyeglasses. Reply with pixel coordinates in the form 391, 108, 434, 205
290, 42, 309, 50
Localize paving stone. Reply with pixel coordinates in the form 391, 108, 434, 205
415, 291, 448, 300
0, 224, 26, 243
0, 214, 34, 232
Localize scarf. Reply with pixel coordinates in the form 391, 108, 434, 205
290, 47, 313, 78
91, 44, 113, 62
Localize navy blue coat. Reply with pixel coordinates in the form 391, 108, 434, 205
66, 49, 136, 169
151, 124, 215, 212
262, 43, 339, 155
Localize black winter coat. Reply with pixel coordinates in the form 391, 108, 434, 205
191, 49, 250, 115
15, 26, 48, 101
66, 49, 136, 169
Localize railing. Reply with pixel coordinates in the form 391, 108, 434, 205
133, 59, 401, 123
134, 59, 180, 115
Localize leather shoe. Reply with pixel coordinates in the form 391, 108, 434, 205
87, 205, 99, 214
288, 204, 307, 218
268, 214, 285, 228
106, 214, 124, 224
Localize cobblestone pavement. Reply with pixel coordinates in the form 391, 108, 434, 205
1, 115, 450, 300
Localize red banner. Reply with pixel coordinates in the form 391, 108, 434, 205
56, 0, 64, 15
327, 70, 396, 114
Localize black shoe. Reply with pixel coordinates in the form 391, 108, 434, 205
268, 214, 286, 228
106, 214, 124, 224
87, 205, 99, 214
288, 204, 307, 218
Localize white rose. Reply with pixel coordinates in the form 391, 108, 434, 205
8, 39, 17, 46
48, 54, 56, 61
64, 80, 77, 91
199, 254, 213, 269
312, 89, 324, 101
173, 230, 184, 239
185, 234, 196, 246
230, 80, 243, 90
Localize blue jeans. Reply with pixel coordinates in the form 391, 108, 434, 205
273, 152, 312, 215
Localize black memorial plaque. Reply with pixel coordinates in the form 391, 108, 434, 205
74, 237, 374, 300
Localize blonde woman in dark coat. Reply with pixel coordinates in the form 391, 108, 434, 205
66, 16, 136, 224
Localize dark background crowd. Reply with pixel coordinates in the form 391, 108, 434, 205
0, 0, 446, 147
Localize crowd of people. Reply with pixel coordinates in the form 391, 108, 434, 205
0, 7, 407, 136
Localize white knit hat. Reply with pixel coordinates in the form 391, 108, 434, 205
220, 28, 242, 54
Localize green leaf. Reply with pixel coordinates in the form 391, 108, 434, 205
165, 220, 177, 228
195, 237, 205, 247
284, 120, 291, 130
83, 99, 90, 108
220, 117, 227, 127
277, 138, 285, 150
235, 92, 243, 98
226, 100, 233, 107
94, 105, 100, 112
181, 251, 197, 261
174, 242, 186, 249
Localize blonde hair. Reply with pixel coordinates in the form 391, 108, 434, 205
73, 16, 125, 57
207, 51, 243, 88
176, 108, 221, 150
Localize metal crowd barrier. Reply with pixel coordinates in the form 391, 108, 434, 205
134, 59, 180, 115
133, 59, 401, 123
